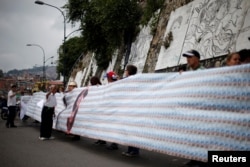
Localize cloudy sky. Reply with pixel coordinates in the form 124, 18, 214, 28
0, 0, 80, 72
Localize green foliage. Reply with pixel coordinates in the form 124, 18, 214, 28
140, 0, 165, 26
62, 0, 164, 72
57, 36, 85, 79
64, 0, 141, 70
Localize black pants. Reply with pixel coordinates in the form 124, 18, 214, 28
6, 106, 16, 126
40, 106, 54, 138
128, 146, 139, 154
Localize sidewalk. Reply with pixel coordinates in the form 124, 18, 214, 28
0, 117, 190, 167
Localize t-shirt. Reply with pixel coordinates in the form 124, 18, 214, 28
44, 94, 57, 107
7, 90, 16, 107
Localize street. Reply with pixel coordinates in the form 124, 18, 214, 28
0, 117, 190, 167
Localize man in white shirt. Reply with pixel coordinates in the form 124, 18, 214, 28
39, 85, 57, 140
6, 84, 17, 128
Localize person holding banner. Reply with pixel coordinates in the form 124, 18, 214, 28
6, 84, 18, 128
65, 81, 81, 141
226, 52, 241, 66
39, 85, 57, 141
106, 71, 119, 150
182, 51, 207, 166
121, 65, 140, 157
182, 50, 205, 71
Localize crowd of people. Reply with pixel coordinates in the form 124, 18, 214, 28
179, 48, 250, 73
3, 48, 249, 166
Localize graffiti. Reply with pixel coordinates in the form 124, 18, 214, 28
156, 0, 250, 70
183, 0, 247, 58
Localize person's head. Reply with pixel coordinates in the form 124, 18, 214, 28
68, 81, 77, 92
226, 52, 240, 66
50, 85, 58, 94
125, 65, 137, 77
182, 50, 201, 70
11, 84, 17, 91
106, 71, 118, 83
90, 76, 102, 86
238, 49, 250, 64
59, 86, 65, 93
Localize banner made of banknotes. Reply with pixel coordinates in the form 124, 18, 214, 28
25, 64, 250, 162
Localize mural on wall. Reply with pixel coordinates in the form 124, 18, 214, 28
126, 25, 153, 73
156, 0, 250, 70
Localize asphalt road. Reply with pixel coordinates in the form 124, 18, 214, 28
0, 117, 190, 167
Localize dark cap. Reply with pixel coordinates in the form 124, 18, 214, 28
182, 50, 200, 59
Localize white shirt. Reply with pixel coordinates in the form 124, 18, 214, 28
7, 90, 16, 107
44, 94, 57, 107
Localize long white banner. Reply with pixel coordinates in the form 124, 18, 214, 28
24, 64, 250, 162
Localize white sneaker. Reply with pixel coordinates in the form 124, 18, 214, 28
49, 136, 55, 140
39, 137, 47, 141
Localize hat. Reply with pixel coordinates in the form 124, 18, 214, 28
182, 50, 200, 59
68, 81, 77, 87
107, 71, 117, 80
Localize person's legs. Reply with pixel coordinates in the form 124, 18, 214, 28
46, 108, 54, 138
40, 107, 46, 137
123, 146, 139, 157
7, 106, 16, 127
130, 147, 139, 154
107, 143, 118, 150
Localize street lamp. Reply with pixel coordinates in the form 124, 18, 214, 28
65, 28, 83, 40
26, 44, 45, 82
45, 56, 54, 64
34, 0, 66, 86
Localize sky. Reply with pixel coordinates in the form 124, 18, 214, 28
0, 0, 80, 73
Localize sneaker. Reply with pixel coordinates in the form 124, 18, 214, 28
95, 140, 106, 145
123, 151, 139, 157
106, 143, 118, 150
39, 137, 47, 141
122, 151, 129, 156
49, 136, 55, 140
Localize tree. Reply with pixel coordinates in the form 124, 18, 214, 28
0, 69, 3, 78
64, 0, 141, 70
57, 36, 86, 80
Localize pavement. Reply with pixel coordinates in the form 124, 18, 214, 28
0, 117, 191, 167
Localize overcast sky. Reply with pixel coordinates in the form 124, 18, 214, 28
0, 0, 80, 72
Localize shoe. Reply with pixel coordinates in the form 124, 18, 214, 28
49, 136, 55, 140
72, 135, 80, 141
39, 137, 48, 141
10, 125, 17, 128
106, 143, 118, 150
94, 140, 106, 145
122, 151, 139, 157
122, 151, 129, 156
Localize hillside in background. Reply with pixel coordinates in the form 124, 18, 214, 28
5, 66, 58, 80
